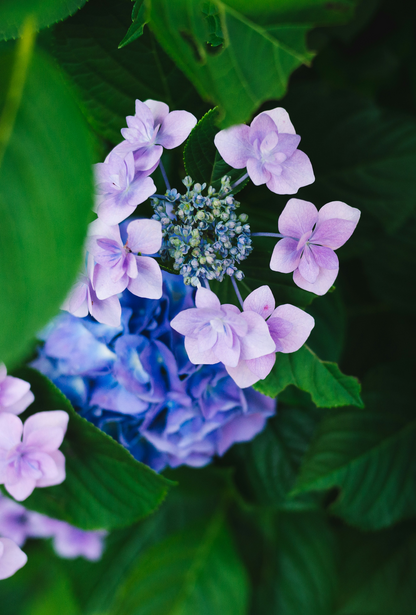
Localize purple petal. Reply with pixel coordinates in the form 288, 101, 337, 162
298, 245, 320, 283
62, 279, 89, 318
246, 157, 270, 185
268, 304, 315, 353
267, 150, 315, 194
195, 287, 221, 309
239, 311, 276, 360
312, 201, 360, 249
96, 176, 156, 225
309, 245, 339, 270
0, 376, 30, 410
225, 352, 275, 388
132, 145, 163, 172
156, 110, 197, 149
270, 237, 301, 273
4, 391, 34, 416
23, 411, 69, 451
261, 107, 296, 134
35, 450, 66, 488
248, 113, 277, 144
184, 338, 220, 365
243, 285, 275, 319
214, 124, 252, 169
93, 264, 128, 300
213, 332, 241, 367
127, 256, 163, 299
278, 198, 318, 238
145, 99, 170, 125
217, 412, 270, 456
126, 219, 162, 254
0, 538, 27, 579
316, 200, 361, 227
293, 266, 338, 296
170, 307, 218, 336
88, 287, 121, 326
88, 219, 122, 244
0, 414, 22, 449
5, 477, 36, 502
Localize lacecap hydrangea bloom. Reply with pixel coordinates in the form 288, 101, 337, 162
33, 273, 276, 471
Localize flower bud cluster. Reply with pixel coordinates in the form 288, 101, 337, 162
151, 176, 252, 286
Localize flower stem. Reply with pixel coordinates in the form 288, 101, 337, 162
231, 172, 249, 191
159, 159, 171, 191
251, 232, 285, 238
231, 276, 244, 310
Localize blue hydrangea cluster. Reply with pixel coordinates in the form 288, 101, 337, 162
32, 273, 275, 472
151, 176, 252, 287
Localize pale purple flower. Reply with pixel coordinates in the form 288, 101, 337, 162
0, 537, 27, 579
113, 99, 197, 171
170, 287, 275, 370
46, 520, 106, 561
62, 262, 122, 327
214, 107, 314, 194
88, 218, 163, 301
0, 365, 34, 416
0, 411, 69, 501
94, 150, 156, 225
226, 286, 315, 387
270, 199, 361, 295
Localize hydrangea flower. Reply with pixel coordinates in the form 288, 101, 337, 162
214, 108, 314, 194
0, 494, 106, 561
0, 411, 69, 501
0, 537, 27, 580
94, 151, 157, 225
88, 218, 163, 301
225, 286, 315, 387
0, 365, 34, 415
114, 99, 197, 172
170, 287, 276, 371
32, 273, 276, 470
270, 199, 361, 295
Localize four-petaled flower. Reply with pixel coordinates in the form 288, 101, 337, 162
114, 99, 197, 171
226, 286, 315, 387
214, 108, 314, 194
270, 199, 361, 295
170, 287, 276, 376
0, 410, 69, 501
88, 218, 163, 301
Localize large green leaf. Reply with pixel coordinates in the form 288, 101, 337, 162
293, 362, 416, 529
52, 0, 203, 144
111, 511, 249, 615
335, 522, 416, 615
148, 0, 315, 126
221, 0, 357, 25
283, 84, 416, 232
0, 37, 93, 367
253, 345, 363, 408
0, 0, 88, 41
229, 402, 323, 511
12, 368, 173, 531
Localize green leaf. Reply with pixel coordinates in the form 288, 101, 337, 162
0, 38, 93, 367
253, 345, 363, 408
293, 362, 416, 530
118, 0, 149, 49
335, 522, 416, 615
183, 107, 248, 192
111, 511, 249, 615
283, 84, 416, 232
220, 0, 357, 25
274, 512, 338, 615
229, 404, 323, 511
52, 0, 202, 144
307, 291, 346, 362
12, 368, 173, 531
0, 0, 88, 41
148, 0, 315, 126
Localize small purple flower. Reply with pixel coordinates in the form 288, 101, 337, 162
170, 287, 275, 369
62, 265, 122, 327
0, 365, 34, 416
48, 520, 106, 561
88, 218, 163, 301
226, 286, 315, 387
270, 199, 361, 295
214, 108, 314, 194
0, 537, 27, 579
94, 150, 156, 225
113, 99, 197, 171
0, 411, 69, 501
